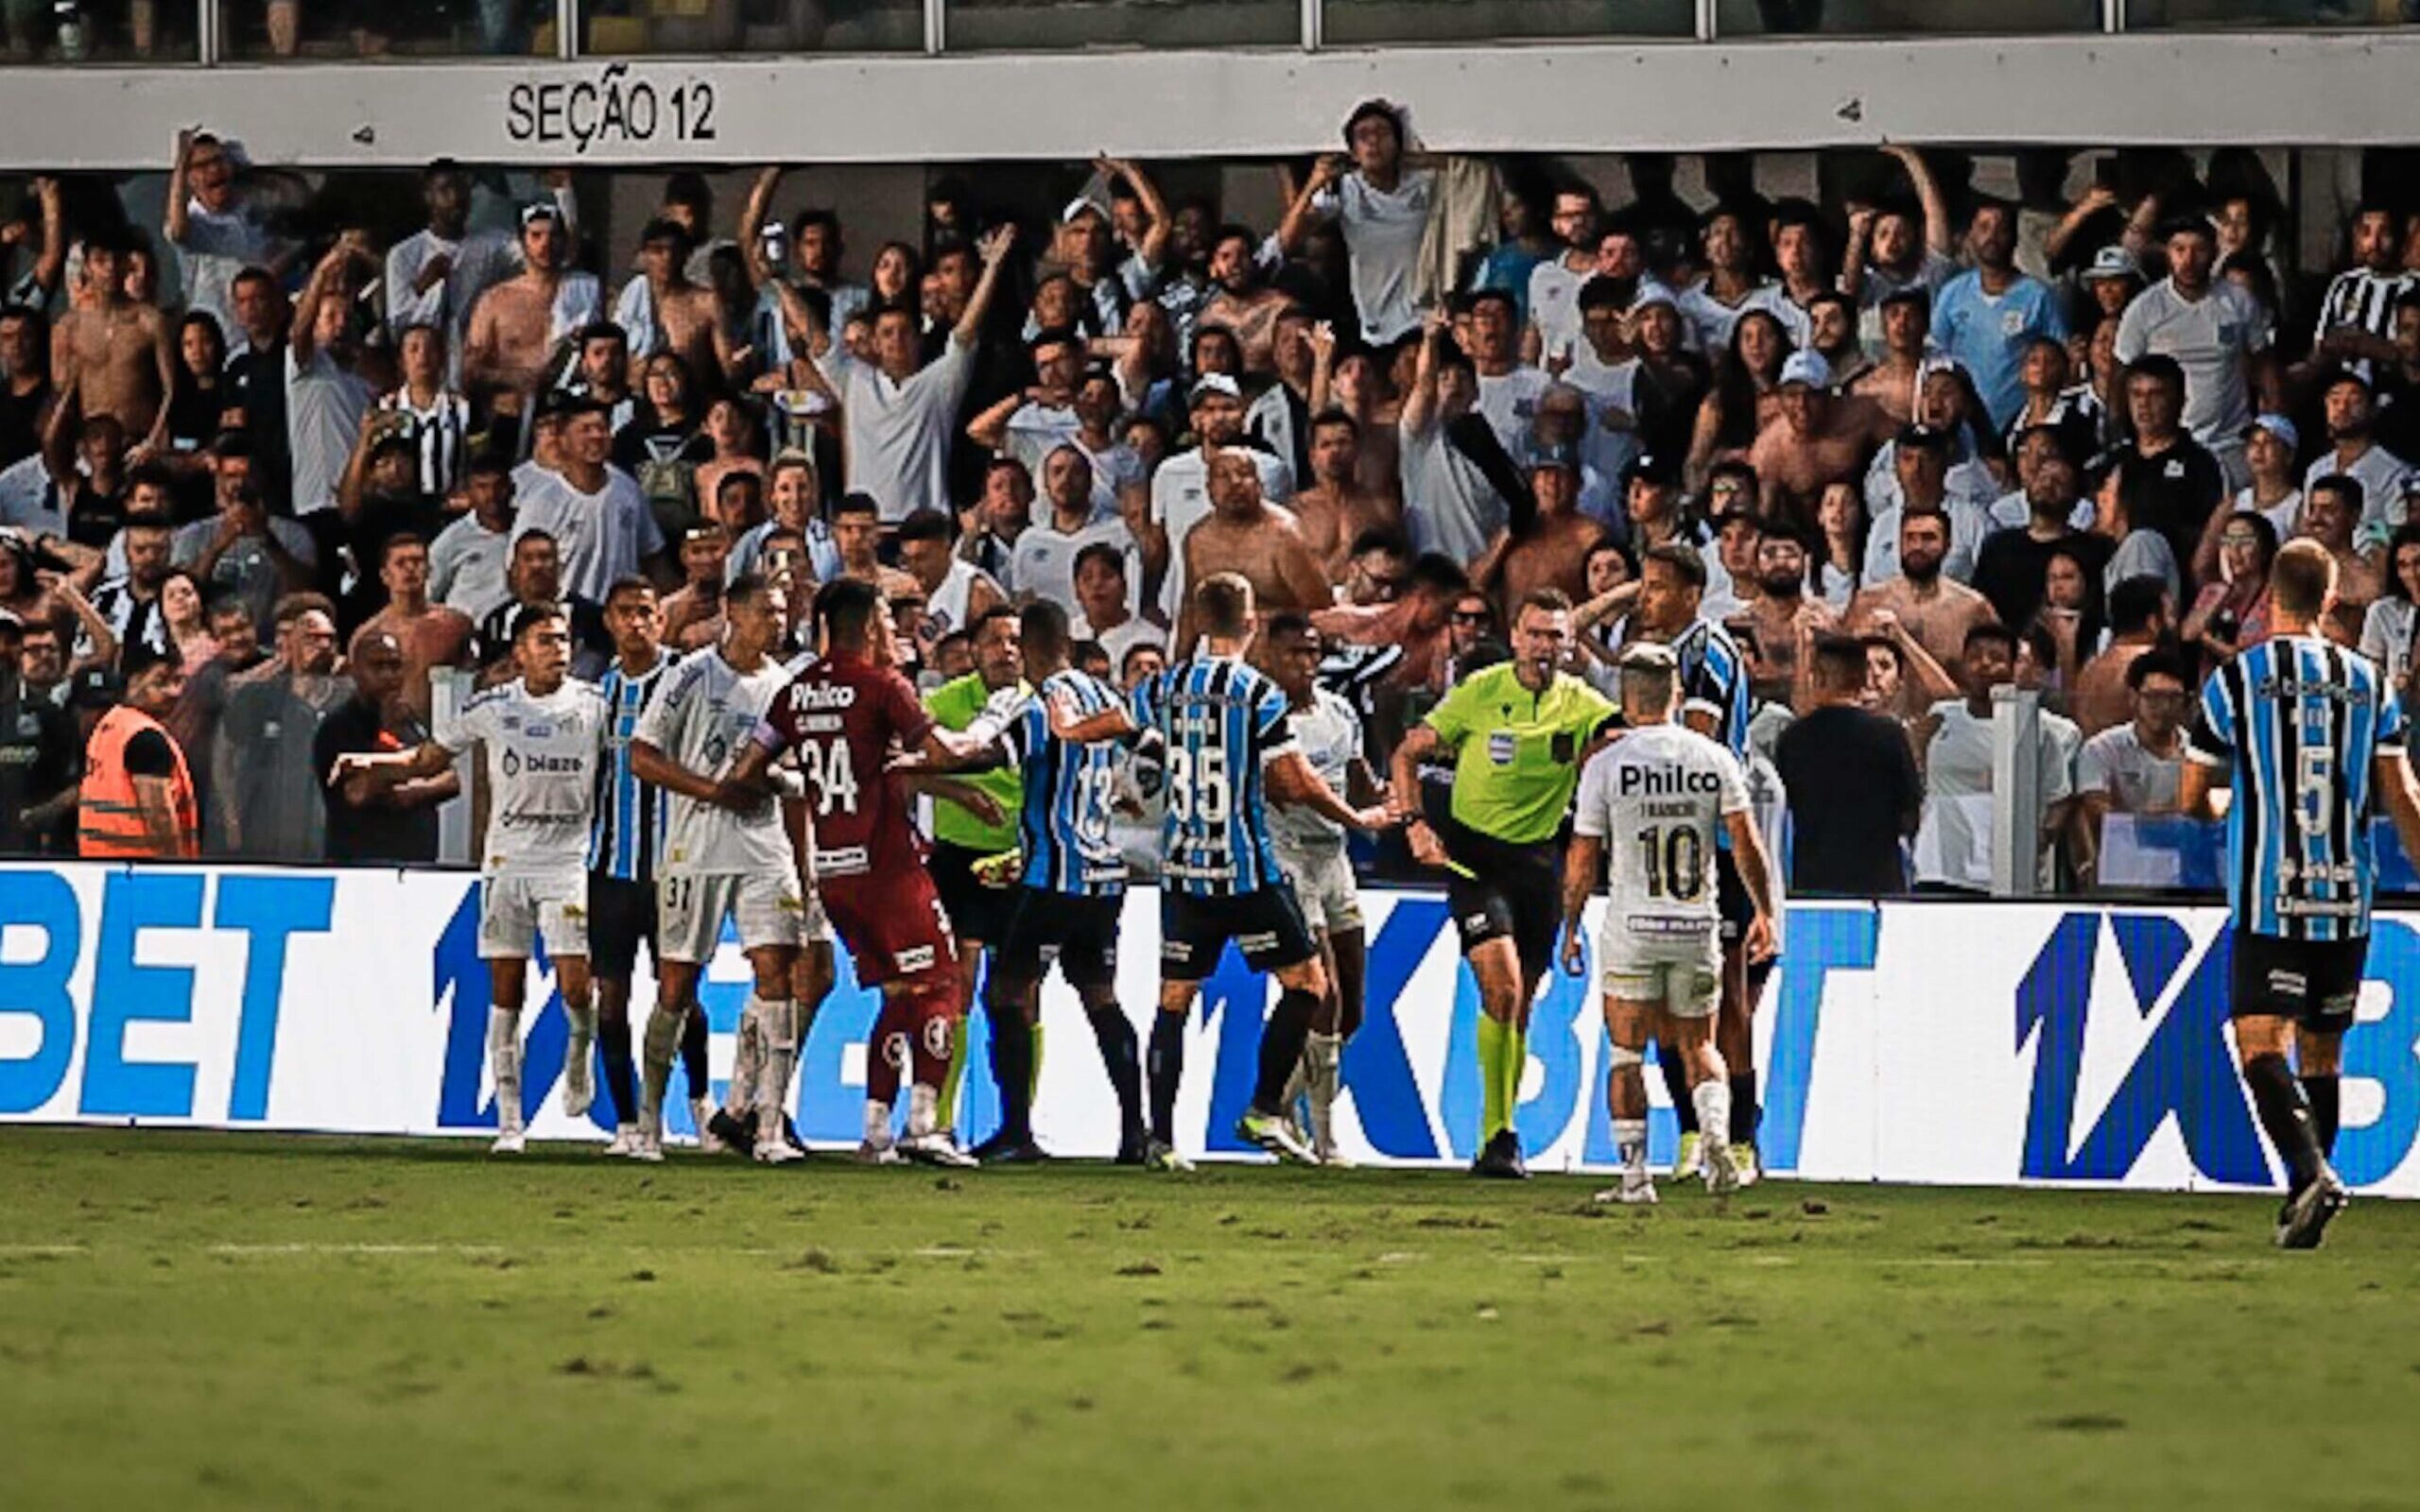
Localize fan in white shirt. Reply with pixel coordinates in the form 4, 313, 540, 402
1010, 445, 1143, 612
507, 399, 667, 603
786, 226, 1016, 525
1279, 101, 1435, 345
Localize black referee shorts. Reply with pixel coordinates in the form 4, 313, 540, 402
1442, 829, 1564, 983
586, 872, 656, 981
930, 838, 1013, 946
2231, 930, 2367, 1033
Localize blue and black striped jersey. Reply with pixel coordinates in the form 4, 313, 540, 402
588, 654, 677, 883
1003, 668, 1130, 897
1670, 616, 1751, 760
2189, 635, 2407, 941
1130, 656, 1295, 897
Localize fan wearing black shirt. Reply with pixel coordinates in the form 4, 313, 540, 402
1972, 444, 2111, 633
0, 302, 53, 470
472, 527, 611, 683
1773, 636, 1923, 895
0, 615, 79, 856
315, 628, 456, 864
2108, 354, 2225, 571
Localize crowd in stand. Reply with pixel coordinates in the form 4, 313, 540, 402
2, 108, 2418, 894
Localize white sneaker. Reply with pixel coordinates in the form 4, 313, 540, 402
692, 1097, 724, 1153
854, 1138, 902, 1166
603, 1125, 638, 1157
1594, 1171, 1659, 1206
1703, 1140, 1740, 1196
563, 1044, 595, 1119
900, 1131, 978, 1169
753, 1137, 806, 1165
491, 1128, 527, 1156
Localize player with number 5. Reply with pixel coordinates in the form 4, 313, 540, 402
1055, 574, 1392, 1170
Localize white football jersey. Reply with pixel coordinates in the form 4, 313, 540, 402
444, 679, 611, 878
633, 648, 794, 878
1573, 721, 1749, 946
1268, 686, 1362, 851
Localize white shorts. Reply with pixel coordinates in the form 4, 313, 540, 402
1275, 839, 1362, 936
658, 870, 822, 964
479, 869, 590, 962
1599, 923, 1721, 1018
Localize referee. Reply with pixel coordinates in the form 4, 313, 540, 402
1390, 588, 1616, 1178
922, 606, 1029, 1140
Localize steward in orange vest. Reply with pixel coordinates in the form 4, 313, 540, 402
70, 660, 199, 861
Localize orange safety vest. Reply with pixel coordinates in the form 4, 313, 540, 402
79, 705, 199, 860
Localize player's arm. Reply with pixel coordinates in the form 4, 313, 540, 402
2375, 747, 2420, 868
1722, 807, 1780, 964
1267, 747, 1392, 833
329, 738, 456, 793
1386, 721, 1443, 822
1051, 698, 1137, 746
1558, 833, 1603, 979
897, 769, 1007, 827
631, 735, 738, 807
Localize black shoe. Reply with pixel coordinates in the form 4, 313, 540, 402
2276, 1168, 2350, 1250
1471, 1128, 1529, 1179
982, 1139, 1050, 1166
707, 1108, 754, 1156
1114, 1128, 1149, 1165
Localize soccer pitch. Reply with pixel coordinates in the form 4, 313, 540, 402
4, 1129, 2416, 1510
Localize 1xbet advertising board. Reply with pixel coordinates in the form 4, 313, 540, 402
2, 865, 2414, 1195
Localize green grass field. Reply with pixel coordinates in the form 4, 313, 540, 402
4, 1128, 2417, 1511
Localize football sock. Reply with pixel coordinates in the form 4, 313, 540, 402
1253, 988, 1319, 1114
599, 1016, 637, 1126
679, 1001, 709, 1103
1729, 1070, 1760, 1146
1694, 1080, 1735, 1160
862, 1098, 891, 1148
1305, 1033, 1344, 1150
1476, 1015, 1511, 1140
2304, 1074, 2342, 1157
1085, 1005, 1144, 1143
1614, 1118, 1648, 1176
988, 1000, 1034, 1144
906, 990, 955, 1095
1502, 1024, 1529, 1134
639, 1001, 682, 1138
867, 997, 908, 1108
487, 1005, 523, 1134
1661, 1046, 1698, 1135
908, 1082, 941, 1140
725, 999, 765, 1118
562, 991, 596, 1108
754, 997, 799, 1144
938, 1010, 970, 1132
2244, 1053, 2324, 1191
1147, 1011, 1186, 1145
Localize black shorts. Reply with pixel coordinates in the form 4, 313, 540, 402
930, 839, 1013, 945
993, 887, 1121, 992
1717, 848, 1755, 945
2230, 930, 2368, 1032
1442, 830, 1563, 980
587, 872, 656, 981
1160, 887, 1317, 982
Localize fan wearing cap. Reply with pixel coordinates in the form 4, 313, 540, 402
2080, 245, 2145, 330
464, 200, 604, 414
2114, 216, 2278, 491
2189, 411, 2306, 585
1745, 350, 1893, 529
1147, 369, 1295, 626
1387, 587, 1617, 1179
612, 217, 737, 398
1473, 442, 1608, 627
